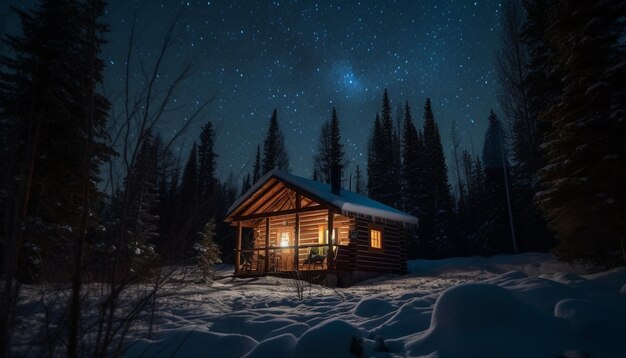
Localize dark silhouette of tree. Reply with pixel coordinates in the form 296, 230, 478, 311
419, 98, 454, 257
252, 144, 261, 182
367, 90, 402, 208
313, 107, 345, 184
480, 111, 516, 255
528, 0, 626, 268
262, 109, 289, 174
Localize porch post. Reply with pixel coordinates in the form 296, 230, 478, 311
294, 193, 300, 270
327, 210, 334, 271
265, 217, 270, 272
235, 221, 242, 273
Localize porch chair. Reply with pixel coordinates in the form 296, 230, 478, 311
303, 247, 326, 270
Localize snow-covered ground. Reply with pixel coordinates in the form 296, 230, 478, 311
118, 253, 626, 358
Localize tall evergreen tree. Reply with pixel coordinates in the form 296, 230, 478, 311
197, 121, 217, 205
530, 0, 626, 268
252, 144, 262, 182
312, 120, 331, 183
367, 114, 385, 200
0, 0, 114, 281
313, 107, 345, 184
262, 109, 290, 174
401, 101, 422, 216
241, 174, 252, 195
496, 0, 553, 253
481, 111, 516, 255
354, 165, 364, 194
418, 98, 454, 257
180, 144, 198, 212
367, 90, 402, 208
401, 101, 426, 258
329, 107, 345, 178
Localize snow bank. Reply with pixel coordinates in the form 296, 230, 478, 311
293, 320, 363, 358
125, 327, 257, 357
403, 283, 570, 358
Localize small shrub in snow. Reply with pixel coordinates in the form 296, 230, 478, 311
194, 219, 221, 282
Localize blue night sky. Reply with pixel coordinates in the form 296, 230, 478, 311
2, 0, 504, 185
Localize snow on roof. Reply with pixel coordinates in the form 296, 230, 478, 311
228, 169, 418, 225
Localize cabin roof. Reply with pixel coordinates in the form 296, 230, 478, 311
225, 169, 419, 225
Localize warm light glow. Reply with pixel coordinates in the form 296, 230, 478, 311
280, 232, 290, 247
370, 229, 382, 249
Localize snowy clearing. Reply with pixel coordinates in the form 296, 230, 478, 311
17, 253, 626, 357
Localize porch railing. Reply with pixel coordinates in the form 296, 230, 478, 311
235, 244, 343, 273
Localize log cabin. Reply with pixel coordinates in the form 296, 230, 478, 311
224, 168, 418, 286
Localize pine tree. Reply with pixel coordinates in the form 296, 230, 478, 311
402, 101, 422, 216
194, 219, 222, 283
401, 101, 426, 259
329, 107, 345, 179
197, 121, 217, 206
367, 90, 402, 208
262, 109, 290, 174
0, 0, 114, 283
123, 131, 159, 268
180, 144, 198, 211
313, 107, 345, 184
354, 165, 364, 194
252, 144, 261, 182
241, 174, 252, 195
531, 0, 626, 268
312, 120, 332, 183
419, 98, 454, 257
481, 111, 516, 255
367, 114, 385, 200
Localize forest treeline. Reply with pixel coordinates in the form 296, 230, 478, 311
0, 0, 624, 355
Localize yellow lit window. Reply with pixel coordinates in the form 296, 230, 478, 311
370, 229, 382, 249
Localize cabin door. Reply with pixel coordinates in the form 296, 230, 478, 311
276, 227, 294, 271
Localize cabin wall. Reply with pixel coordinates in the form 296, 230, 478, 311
349, 217, 406, 274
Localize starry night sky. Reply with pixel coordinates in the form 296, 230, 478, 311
2, 0, 504, 184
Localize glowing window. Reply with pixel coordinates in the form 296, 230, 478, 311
370, 229, 382, 249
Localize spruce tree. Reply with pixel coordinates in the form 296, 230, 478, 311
419, 98, 454, 257
312, 120, 332, 183
241, 174, 252, 195
402, 101, 422, 216
367, 114, 385, 200
252, 144, 261, 182
367, 90, 402, 208
180, 144, 198, 212
197, 121, 217, 205
262, 109, 290, 174
531, 0, 626, 268
313, 107, 345, 184
481, 111, 516, 255
401, 101, 426, 258
0, 0, 114, 282
354, 165, 364, 194
123, 131, 159, 267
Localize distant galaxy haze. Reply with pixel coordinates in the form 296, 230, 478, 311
2, 0, 504, 182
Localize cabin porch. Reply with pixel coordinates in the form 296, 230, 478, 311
235, 243, 348, 274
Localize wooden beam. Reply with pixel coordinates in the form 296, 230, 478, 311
235, 222, 242, 273
265, 217, 270, 272
327, 210, 334, 271
253, 186, 288, 214
230, 179, 280, 219
294, 193, 301, 270
232, 205, 325, 221
279, 180, 341, 213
